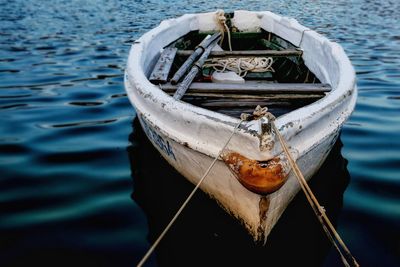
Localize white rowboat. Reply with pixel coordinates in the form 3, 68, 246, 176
124, 10, 356, 243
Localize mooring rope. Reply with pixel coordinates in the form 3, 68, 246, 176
137, 119, 244, 267
204, 57, 274, 77
256, 108, 360, 267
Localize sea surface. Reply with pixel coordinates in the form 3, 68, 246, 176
0, 0, 399, 266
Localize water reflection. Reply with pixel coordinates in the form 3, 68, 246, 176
128, 118, 350, 266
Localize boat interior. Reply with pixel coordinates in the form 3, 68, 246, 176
148, 13, 330, 118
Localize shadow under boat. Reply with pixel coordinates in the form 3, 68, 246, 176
128, 117, 350, 267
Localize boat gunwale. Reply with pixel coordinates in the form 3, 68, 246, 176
124, 10, 357, 161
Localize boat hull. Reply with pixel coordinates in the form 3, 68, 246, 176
137, 111, 340, 242
125, 10, 357, 243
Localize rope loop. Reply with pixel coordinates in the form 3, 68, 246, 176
215, 9, 232, 51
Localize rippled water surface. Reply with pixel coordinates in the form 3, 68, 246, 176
1, 1, 399, 266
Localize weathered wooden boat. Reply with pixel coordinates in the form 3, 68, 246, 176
124, 10, 356, 243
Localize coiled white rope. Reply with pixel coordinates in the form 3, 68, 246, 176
203, 57, 274, 77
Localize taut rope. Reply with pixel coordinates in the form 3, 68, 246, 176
137, 119, 244, 267
250, 107, 359, 267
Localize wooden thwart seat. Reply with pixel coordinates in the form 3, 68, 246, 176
160, 81, 331, 95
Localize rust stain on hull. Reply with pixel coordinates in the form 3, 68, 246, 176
222, 152, 289, 194
257, 196, 270, 241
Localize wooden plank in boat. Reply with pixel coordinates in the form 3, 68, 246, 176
185, 96, 316, 118
149, 47, 178, 84
177, 92, 324, 100
176, 49, 303, 57
160, 82, 331, 94
211, 107, 295, 118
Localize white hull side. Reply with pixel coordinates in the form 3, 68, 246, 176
138, 112, 340, 242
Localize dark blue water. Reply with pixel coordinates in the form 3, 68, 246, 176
0, 1, 399, 266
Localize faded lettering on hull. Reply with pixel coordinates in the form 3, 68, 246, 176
140, 117, 176, 160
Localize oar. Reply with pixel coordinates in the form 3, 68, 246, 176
173, 38, 220, 100
170, 32, 221, 85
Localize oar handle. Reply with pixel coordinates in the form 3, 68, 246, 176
173, 38, 220, 100
170, 32, 221, 84
196, 32, 221, 51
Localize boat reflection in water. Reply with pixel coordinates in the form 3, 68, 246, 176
128, 118, 350, 267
